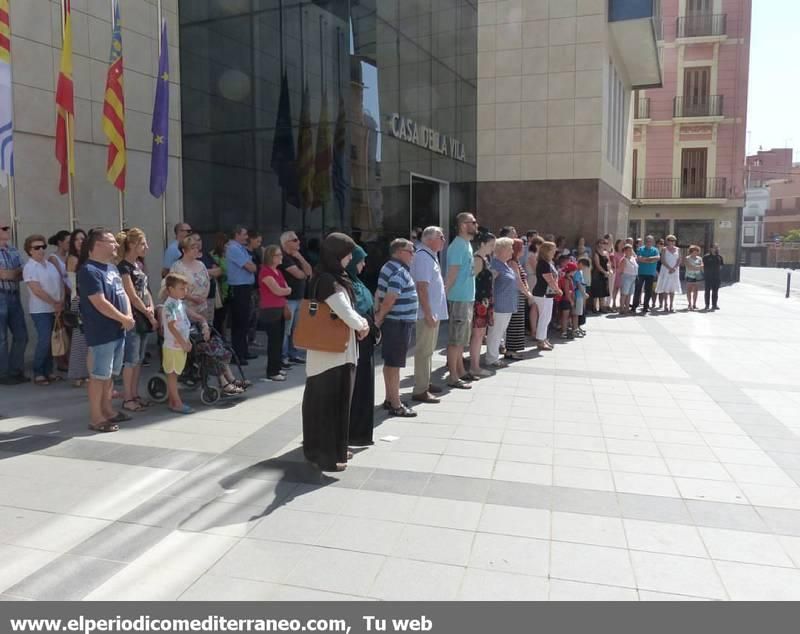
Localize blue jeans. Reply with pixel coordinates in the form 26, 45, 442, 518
0, 292, 28, 378
30, 312, 54, 378
282, 299, 305, 360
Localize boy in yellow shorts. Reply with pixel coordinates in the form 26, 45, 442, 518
162, 273, 201, 414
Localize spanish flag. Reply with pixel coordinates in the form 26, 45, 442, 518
102, 0, 126, 191
55, 0, 74, 195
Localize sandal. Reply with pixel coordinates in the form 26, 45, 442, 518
446, 379, 472, 390
135, 397, 152, 408
222, 383, 243, 395
122, 399, 145, 412
388, 404, 417, 418
233, 379, 252, 390
462, 373, 480, 382
88, 421, 119, 433
33, 376, 50, 386
47, 375, 63, 383
108, 411, 132, 423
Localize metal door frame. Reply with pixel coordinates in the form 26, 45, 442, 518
409, 172, 451, 244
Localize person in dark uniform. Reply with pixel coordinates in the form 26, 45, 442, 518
703, 244, 724, 310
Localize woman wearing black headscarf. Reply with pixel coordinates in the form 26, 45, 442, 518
302, 233, 370, 472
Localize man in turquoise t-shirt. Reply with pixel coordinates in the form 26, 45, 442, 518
444, 212, 477, 389
632, 234, 660, 314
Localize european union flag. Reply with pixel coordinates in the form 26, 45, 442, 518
149, 19, 169, 198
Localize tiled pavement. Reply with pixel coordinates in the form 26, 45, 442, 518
2, 275, 800, 601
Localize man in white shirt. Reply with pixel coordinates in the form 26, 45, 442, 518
409, 226, 448, 403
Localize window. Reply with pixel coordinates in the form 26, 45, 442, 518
776, 199, 783, 211
606, 59, 626, 172
743, 226, 755, 244
681, 148, 708, 197
795, 197, 800, 210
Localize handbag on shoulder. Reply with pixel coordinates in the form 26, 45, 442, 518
293, 279, 349, 353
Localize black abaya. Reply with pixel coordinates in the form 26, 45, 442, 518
348, 334, 375, 446
302, 363, 355, 471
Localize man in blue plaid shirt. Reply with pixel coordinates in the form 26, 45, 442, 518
0, 223, 29, 384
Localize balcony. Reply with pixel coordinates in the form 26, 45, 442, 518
634, 97, 650, 120
676, 13, 727, 38
608, 0, 663, 88
673, 95, 724, 118
633, 177, 728, 200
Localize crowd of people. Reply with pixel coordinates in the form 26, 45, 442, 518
0, 218, 724, 459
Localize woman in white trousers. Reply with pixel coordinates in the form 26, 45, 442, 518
530, 241, 562, 351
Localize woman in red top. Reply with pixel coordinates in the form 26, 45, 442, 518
259, 245, 291, 381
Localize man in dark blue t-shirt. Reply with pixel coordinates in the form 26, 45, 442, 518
631, 235, 661, 314
78, 228, 134, 432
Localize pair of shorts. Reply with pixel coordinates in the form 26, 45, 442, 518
123, 330, 150, 368
88, 338, 125, 380
558, 299, 572, 312
574, 295, 585, 317
447, 301, 473, 346
163, 347, 188, 375
621, 274, 637, 296
380, 319, 413, 368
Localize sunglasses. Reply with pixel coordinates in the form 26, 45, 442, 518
0, 226, 10, 232
31, 244, 47, 251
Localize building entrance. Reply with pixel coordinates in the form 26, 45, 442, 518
410, 174, 450, 243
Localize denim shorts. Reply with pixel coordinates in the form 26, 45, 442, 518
123, 330, 149, 369
621, 274, 637, 296
89, 338, 125, 380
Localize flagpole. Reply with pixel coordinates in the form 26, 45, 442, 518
336, 28, 343, 229
319, 15, 326, 234
8, 175, 17, 245
111, 0, 124, 230
278, 0, 286, 230
300, 6, 306, 231
157, 0, 168, 249
61, 0, 76, 230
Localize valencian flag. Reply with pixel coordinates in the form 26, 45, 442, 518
312, 90, 332, 209
296, 81, 315, 209
331, 95, 348, 214
149, 19, 169, 198
269, 71, 298, 207
55, 0, 75, 195
102, 0, 126, 191
0, 0, 14, 187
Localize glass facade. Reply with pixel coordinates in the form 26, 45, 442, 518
179, 0, 477, 282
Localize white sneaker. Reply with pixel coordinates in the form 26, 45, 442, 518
267, 374, 287, 382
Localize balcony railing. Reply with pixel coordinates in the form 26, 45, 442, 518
633, 177, 728, 200
676, 13, 727, 38
634, 98, 650, 119
673, 95, 724, 118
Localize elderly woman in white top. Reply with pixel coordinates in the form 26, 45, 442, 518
302, 233, 369, 473
170, 235, 213, 322
22, 234, 65, 385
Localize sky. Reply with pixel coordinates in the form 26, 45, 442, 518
746, 0, 800, 156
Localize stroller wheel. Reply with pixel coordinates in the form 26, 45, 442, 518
147, 375, 169, 403
200, 386, 220, 405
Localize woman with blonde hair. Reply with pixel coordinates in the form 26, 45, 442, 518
170, 234, 213, 322
531, 241, 562, 350
117, 228, 158, 411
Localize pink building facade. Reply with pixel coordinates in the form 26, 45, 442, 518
629, 0, 751, 279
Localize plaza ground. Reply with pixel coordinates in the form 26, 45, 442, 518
1, 271, 800, 601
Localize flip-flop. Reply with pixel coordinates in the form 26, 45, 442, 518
108, 411, 132, 423
88, 421, 119, 433
169, 404, 195, 415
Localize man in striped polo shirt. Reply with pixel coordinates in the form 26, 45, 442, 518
374, 238, 419, 418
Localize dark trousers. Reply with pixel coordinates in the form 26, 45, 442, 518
704, 278, 721, 309
213, 301, 229, 340
230, 285, 251, 361
263, 315, 285, 377
631, 274, 655, 311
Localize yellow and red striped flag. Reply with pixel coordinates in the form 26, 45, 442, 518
55, 0, 74, 195
0, 0, 15, 187
102, 0, 125, 191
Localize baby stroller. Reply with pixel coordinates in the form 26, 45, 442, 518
147, 325, 248, 405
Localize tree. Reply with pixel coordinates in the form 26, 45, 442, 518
783, 229, 800, 243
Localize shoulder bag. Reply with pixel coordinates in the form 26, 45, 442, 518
293, 278, 350, 353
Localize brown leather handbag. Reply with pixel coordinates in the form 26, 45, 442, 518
293, 280, 350, 353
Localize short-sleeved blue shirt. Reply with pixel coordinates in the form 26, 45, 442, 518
163, 240, 181, 270
446, 236, 475, 302
636, 246, 660, 276
225, 240, 255, 286
376, 259, 418, 322
78, 260, 129, 347
491, 258, 518, 313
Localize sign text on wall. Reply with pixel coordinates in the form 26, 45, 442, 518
388, 113, 467, 162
